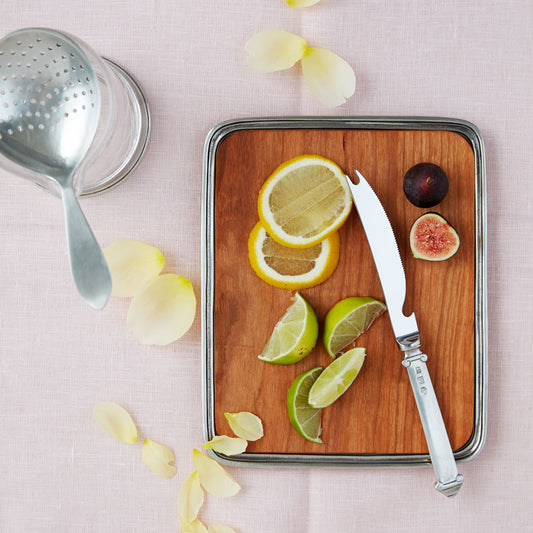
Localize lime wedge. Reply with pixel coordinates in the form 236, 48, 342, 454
323, 296, 386, 357
258, 293, 318, 364
287, 366, 323, 443
308, 347, 366, 408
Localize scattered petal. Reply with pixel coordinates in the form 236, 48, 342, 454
203, 436, 247, 456
301, 47, 356, 107
286, 0, 321, 7
245, 29, 307, 73
93, 401, 137, 444
103, 239, 164, 297
224, 412, 264, 441
208, 526, 238, 533
180, 517, 209, 533
127, 273, 196, 346
142, 438, 177, 479
178, 471, 204, 523
192, 449, 240, 498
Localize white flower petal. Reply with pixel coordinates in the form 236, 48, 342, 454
203, 436, 247, 456
286, 0, 321, 7
103, 239, 164, 297
208, 525, 238, 533
224, 412, 264, 441
127, 273, 196, 346
180, 517, 209, 533
178, 471, 204, 524
142, 438, 177, 479
93, 402, 138, 444
192, 449, 240, 498
301, 47, 356, 107
245, 29, 307, 73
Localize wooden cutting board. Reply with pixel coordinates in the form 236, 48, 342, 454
212, 128, 475, 455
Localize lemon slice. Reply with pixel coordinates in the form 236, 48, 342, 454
258, 293, 318, 364
323, 296, 387, 357
258, 155, 352, 248
248, 222, 340, 289
286, 366, 323, 443
308, 347, 366, 408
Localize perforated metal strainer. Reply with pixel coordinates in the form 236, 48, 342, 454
0, 28, 111, 309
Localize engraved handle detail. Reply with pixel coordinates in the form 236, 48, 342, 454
402, 351, 464, 497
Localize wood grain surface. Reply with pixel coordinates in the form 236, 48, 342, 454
213, 128, 476, 455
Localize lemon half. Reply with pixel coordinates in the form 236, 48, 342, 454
248, 222, 340, 290
258, 155, 352, 248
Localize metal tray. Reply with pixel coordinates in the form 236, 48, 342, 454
201, 116, 487, 467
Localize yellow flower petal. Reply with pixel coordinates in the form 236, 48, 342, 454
103, 239, 164, 297
208, 526, 238, 533
142, 438, 177, 479
192, 449, 240, 498
301, 47, 356, 107
127, 273, 196, 346
180, 517, 209, 533
93, 401, 137, 444
245, 29, 307, 73
224, 412, 264, 441
203, 436, 247, 456
178, 471, 204, 523
286, 0, 321, 7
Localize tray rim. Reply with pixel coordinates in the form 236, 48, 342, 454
201, 116, 487, 467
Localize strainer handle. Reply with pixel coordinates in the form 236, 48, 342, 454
60, 184, 112, 309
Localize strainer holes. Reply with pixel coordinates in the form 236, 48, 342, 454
65, 96, 70, 102
81, 105, 86, 110
28, 124, 34, 130
46, 93, 52, 99
49, 125, 54, 132
73, 93, 78, 98
7, 128, 13, 135
38, 123, 44, 130
73, 108, 77, 113
44, 112, 50, 119
26, 111, 32, 117
51, 106, 57, 112
16, 41, 22, 46
35, 111, 41, 117
56, 43, 62, 48
64, 112, 69, 118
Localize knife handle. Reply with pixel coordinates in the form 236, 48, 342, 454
402, 351, 464, 497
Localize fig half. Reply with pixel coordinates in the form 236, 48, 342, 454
409, 212, 460, 261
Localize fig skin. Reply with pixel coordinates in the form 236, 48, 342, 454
403, 162, 449, 208
409, 212, 460, 261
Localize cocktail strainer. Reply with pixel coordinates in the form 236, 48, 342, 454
0, 28, 111, 309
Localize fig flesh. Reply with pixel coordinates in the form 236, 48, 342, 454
403, 162, 449, 208
409, 212, 460, 261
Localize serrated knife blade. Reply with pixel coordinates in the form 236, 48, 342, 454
346, 170, 464, 498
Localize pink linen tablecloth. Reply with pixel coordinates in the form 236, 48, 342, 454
1, 1, 531, 531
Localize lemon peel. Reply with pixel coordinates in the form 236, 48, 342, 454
141, 438, 177, 479
301, 47, 356, 108
93, 401, 138, 444
180, 517, 209, 533
245, 29, 307, 73
203, 436, 247, 456
103, 239, 164, 297
208, 526, 238, 533
248, 222, 340, 289
224, 412, 264, 441
127, 273, 196, 346
192, 449, 241, 498
178, 470, 204, 524
286, 0, 321, 6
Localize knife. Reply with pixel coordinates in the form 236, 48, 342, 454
345, 170, 464, 498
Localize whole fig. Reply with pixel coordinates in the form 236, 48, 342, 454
403, 162, 449, 208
